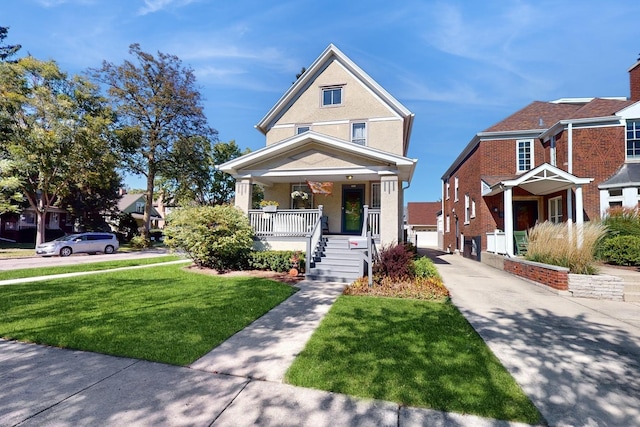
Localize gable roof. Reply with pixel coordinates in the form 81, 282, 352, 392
117, 193, 161, 218
219, 130, 417, 183
255, 44, 414, 155
407, 202, 441, 226
484, 101, 583, 133
482, 163, 593, 196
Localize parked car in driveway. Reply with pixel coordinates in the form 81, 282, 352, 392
36, 232, 119, 257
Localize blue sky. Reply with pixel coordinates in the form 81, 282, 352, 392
5, 0, 640, 202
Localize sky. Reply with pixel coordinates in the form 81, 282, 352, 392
4, 0, 640, 203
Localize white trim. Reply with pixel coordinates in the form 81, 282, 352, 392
516, 139, 534, 173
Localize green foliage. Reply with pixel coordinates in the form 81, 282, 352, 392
248, 250, 305, 273
0, 26, 21, 62
114, 212, 139, 242
163, 205, 254, 271
600, 207, 640, 237
129, 235, 151, 249
413, 256, 442, 280
600, 235, 640, 266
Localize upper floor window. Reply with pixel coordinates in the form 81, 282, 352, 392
550, 135, 557, 167
464, 194, 470, 224
351, 122, 366, 145
296, 125, 310, 134
517, 139, 534, 172
322, 86, 342, 106
454, 177, 459, 202
135, 201, 145, 213
626, 120, 640, 160
445, 180, 450, 200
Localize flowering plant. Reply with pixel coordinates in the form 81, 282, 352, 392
259, 200, 279, 207
290, 191, 309, 200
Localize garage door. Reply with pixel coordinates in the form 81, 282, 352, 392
415, 231, 438, 248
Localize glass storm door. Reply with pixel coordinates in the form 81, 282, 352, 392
342, 185, 364, 234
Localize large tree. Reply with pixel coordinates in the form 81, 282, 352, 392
159, 139, 245, 206
0, 26, 21, 62
3, 56, 118, 244
91, 44, 216, 240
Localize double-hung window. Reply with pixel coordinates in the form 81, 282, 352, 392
351, 122, 366, 145
322, 86, 342, 106
626, 120, 640, 160
371, 183, 381, 208
517, 139, 534, 172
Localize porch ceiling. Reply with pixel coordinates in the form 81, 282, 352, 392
482, 163, 593, 196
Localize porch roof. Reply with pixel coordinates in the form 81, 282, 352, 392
218, 131, 417, 185
482, 163, 593, 196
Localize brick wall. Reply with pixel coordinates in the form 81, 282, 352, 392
630, 62, 640, 102
504, 258, 569, 290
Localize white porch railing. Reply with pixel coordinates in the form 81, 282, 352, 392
367, 209, 380, 238
249, 209, 320, 237
486, 230, 507, 255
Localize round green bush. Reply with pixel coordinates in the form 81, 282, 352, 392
600, 235, 640, 266
413, 256, 441, 280
163, 205, 254, 271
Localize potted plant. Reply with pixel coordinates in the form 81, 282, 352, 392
260, 200, 279, 212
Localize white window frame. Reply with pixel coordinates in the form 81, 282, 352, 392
371, 183, 381, 208
454, 177, 459, 202
517, 139, 534, 173
321, 86, 343, 107
471, 199, 476, 219
445, 180, 450, 200
464, 194, 470, 224
626, 119, 640, 160
550, 135, 557, 167
548, 196, 563, 224
351, 122, 367, 145
135, 201, 145, 214
446, 214, 450, 233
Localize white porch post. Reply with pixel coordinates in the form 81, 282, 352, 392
234, 178, 252, 214
575, 185, 584, 248
380, 174, 400, 246
503, 186, 514, 256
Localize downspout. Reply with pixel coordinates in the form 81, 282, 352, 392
567, 122, 573, 174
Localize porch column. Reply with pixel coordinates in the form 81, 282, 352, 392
234, 178, 252, 214
380, 174, 400, 246
503, 186, 514, 256
575, 185, 584, 248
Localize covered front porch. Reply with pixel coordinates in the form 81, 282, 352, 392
482, 163, 593, 256
219, 131, 416, 249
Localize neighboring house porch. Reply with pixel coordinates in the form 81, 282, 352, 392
0, 207, 72, 242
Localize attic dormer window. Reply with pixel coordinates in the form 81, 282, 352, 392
321, 86, 343, 106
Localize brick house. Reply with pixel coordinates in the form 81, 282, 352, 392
406, 201, 441, 248
441, 58, 640, 258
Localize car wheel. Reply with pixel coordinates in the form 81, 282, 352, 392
60, 247, 72, 257
104, 245, 115, 254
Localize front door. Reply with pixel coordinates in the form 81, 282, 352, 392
342, 185, 364, 234
513, 200, 538, 231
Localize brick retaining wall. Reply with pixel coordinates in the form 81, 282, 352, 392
504, 258, 569, 290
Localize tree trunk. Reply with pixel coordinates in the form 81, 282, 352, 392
142, 172, 154, 241
35, 203, 47, 246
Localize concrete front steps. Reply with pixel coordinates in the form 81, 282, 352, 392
625, 283, 640, 302
306, 235, 365, 283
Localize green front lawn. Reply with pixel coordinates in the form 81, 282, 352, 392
285, 296, 541, 424
0, 255, 185, 280
0, 264, 296, 365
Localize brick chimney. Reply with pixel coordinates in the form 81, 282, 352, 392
630, 58, 640, 101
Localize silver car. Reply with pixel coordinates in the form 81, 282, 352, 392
36, 232, 119, 257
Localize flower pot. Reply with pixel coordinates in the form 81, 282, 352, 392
262, 205, 277, 212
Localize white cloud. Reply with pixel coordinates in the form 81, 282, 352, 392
137, 0, 198, 16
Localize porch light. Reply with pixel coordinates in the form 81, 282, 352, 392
346, 175, 353, 180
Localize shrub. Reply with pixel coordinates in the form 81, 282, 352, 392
600, 207, 640, 237
373, 243, 416, 280
413, 256, 441, 280
163, 205, 254, 271
526, 221, 607, 274
248, 250, 306, 273
129, 235, 151, 249
600, 235, 640, 266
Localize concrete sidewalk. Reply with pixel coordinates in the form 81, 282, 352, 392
422, 249, 640, 427
0, 276, 537, 427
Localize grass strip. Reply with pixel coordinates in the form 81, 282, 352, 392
0, 264, 296, 365
285, 295, 542, 424
0, 255, 185, 280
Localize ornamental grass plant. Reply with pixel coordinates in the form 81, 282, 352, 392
526, 221, 607, 274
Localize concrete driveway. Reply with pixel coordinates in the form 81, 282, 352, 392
423, 249, 640, 427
